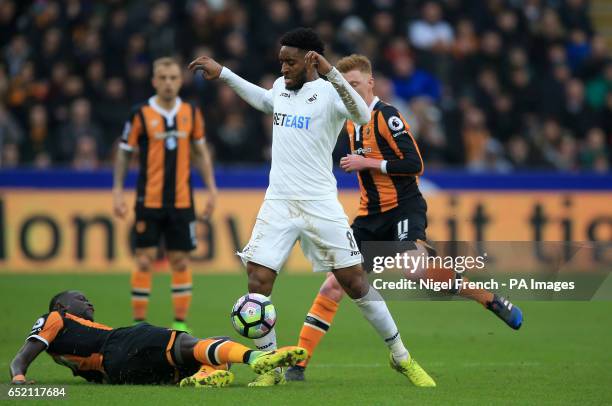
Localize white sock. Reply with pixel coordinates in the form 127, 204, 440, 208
353, 286, 409, 362
253, 326, 277, 351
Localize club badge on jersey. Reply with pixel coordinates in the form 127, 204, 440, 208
165, 136, 177, 150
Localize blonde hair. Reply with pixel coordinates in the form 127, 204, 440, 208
153, 57, 180, 73
337, 54, 372, 75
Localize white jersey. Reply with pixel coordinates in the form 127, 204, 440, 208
220, 67, 369, 200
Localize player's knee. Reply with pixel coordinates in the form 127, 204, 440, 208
319, 275, 344, 303
135, 254, 153, 272
169, 256, 189, 272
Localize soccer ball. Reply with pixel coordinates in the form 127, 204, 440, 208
231, 293, 276, 339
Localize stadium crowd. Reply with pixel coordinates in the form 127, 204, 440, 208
0, 0, 610, 172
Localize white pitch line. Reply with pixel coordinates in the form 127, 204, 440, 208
309, 363, 541, 369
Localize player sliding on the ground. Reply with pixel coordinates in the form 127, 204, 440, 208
9, 290, 307, 387
285, 54, 524, 381
189, 28, 435, 388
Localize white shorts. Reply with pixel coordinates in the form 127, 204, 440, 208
237, 199, 362, 272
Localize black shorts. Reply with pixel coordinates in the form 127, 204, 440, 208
134, 207, 196, 251
351, 197, 427, 249
102, 323, 196, 385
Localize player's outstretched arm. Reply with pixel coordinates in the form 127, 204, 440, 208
305, 51, 369, 125
189, 56, 273, 114
9, 339, 46, 384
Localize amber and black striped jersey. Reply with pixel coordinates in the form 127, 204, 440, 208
27, 311, 113, 383
119, 96, 205, 210
347, 97, 424, 217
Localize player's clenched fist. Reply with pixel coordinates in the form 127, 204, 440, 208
305, 51, 332, 76
188, 56, 223, 80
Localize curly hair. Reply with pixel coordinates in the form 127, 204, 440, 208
279, 27, 324, 54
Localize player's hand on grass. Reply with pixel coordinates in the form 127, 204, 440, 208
11, 374, 35, 385
201, 189, 218, 219
188, 56, 222, 80
113, 189, 128, 219
305, 51, 332, 76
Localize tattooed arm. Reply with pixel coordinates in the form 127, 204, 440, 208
304, 51, 370, 125
325, 67, 370, 125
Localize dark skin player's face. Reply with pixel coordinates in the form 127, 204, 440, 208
55, 291, 95, 321
279, 46, 309, 90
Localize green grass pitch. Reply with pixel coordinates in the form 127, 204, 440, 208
1, 273, 611, 405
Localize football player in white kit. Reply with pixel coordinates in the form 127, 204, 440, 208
189, 28, 435, 387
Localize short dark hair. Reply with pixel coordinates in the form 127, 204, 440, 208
279, 27, 324, 54
49, 291, 70, 312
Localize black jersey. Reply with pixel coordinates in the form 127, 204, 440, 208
27, 311, 113, 383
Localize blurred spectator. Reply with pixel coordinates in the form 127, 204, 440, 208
566, 29, 591, 73
0, 102, 22, 148
146, 1, 176, 60
530, 8, 565, 69
537, 61, 570, 118
580, 35, 609, 80
409, 98, 446, 167
94, 77, 131, 145
4, 35, 29, 77
509, 67, 538, 119
579, 128, 609, 172
215, 112, 255, 163
491, 93, 521, 144
462, 107, 504, 172
1, 141, 19, 167
55, 98, 103, 163
602, 91, 612, 138
408, 1, 453, 53
337, 16, 368, 55
22, 104, 49, 162
507, 135, 535, 170
33, 151, 52, 169
391, 55, 441, 103
476, 31, 505, 74
0, 0, 608, 172
36, 27, 66, 78
559, 0, 593, 34
557, 135, 578, 171
408, 1, 453, 80
103, 7, 129, 77
496, 8, 526, 48
85, 59, 106, 100
72, 134, 99, 170
537, 118, 576, 170
0, 0, 17, 48
563, 78, 599, 139
296, 0, 320, 28
585, 61, 612, 111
